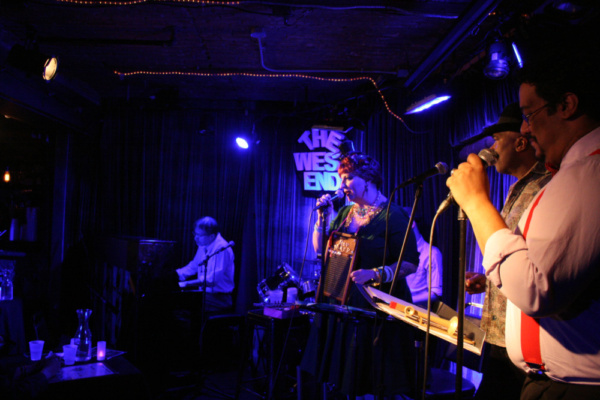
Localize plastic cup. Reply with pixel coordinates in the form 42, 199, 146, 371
29, 340, 44, 361
63, 344, 77, 365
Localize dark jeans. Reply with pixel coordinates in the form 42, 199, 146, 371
522, 374, 600, 400
475, 344, 526, 400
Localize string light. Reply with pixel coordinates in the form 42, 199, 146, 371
56, 0, 239, 5
114, 69, 407, 124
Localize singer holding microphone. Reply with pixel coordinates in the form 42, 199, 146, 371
446, 35, 600, 400
301, 151, 420, 398
176, 216, 235, 313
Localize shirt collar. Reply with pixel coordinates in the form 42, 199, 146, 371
557, 126, 600, 170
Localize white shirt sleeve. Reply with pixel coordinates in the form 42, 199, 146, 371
176, 246, 207, 281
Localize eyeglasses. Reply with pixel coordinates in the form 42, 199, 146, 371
522, 103, 550, 125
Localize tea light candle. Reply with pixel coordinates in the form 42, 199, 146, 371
97, 341, 106, 361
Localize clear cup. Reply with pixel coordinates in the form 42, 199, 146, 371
63, 344, 77, 365
29, 340, 44, 361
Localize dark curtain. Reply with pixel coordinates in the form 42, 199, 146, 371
64, 73, 520, 319
252, 116, 327, 288
365, 75, 519, 317
95, 107, 254, 309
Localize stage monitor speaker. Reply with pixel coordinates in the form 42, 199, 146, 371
317, 232, 359, 305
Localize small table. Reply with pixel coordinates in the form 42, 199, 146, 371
45, 355, 150, 399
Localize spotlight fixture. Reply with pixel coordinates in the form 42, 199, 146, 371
484, 40, 510, 80
405, 94, 451, 115
236, 137, 249, 149
7, 44, 59, 81
3, 167, 10, 183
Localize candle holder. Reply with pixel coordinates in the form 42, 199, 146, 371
97, 341, 106, 361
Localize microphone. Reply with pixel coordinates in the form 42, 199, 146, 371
313, 189, 345, 211
403, 162, 449, 186
437, 148, 499, 214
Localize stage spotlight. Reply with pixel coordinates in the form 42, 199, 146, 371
405, 94, 451, 115
511, 42, 523, 68
3, 167, 10, 183
236, 137, 250, 149
484, 41, 510, 80
7, 44, 59, 81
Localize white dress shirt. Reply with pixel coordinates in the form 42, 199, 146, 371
176, 232, 235, 293
482, 126, 600, 384
406, 236, 443, 305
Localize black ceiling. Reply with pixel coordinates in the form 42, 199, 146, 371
0, 0, 598, 116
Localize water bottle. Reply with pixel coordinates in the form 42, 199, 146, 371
74, 309, 93, 361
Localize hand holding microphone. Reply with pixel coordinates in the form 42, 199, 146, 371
439, 149, 498, 214
313, 188, 345, 213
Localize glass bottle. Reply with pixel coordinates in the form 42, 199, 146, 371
0, 268, 13, 301
74, 309, 92, 361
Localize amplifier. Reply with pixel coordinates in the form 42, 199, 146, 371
317, 232, 359, 305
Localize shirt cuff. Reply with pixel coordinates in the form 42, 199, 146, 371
176, 269, 185, 281
482, 228, 528, 287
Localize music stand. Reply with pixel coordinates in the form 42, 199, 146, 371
356, 285, 486, 355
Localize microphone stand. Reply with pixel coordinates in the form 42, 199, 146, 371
385, 182, 423, 400
388, 183, 422, 296
196, 243, 234, 326
201, 256, 210, 326
197, 244, 235, 400
455, 208, 467, 399
316, 209, 329, 302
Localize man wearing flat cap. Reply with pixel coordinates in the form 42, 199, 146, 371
465, 103, 551, 400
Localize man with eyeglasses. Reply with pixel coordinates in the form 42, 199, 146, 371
176, 216, 235, 312
465, 102, 551, 400
447, 32, 600, 399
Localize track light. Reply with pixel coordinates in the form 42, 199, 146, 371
7, 44, 59, 81
405, 94, 451, 115
484, 40, 510, 80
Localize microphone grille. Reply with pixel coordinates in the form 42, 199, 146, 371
435, 162, 449, 175
478, 148, 499, 167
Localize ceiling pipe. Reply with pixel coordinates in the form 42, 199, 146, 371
251, 1, 461, 19
404, 0, 503, 91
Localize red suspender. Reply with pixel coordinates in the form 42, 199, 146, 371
520, 189, 546, 370
520, 148, 600, 371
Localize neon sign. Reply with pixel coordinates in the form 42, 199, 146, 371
293, 127, 345, 193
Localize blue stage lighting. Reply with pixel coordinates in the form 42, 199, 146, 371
405, 95, 451, 114
484, 41, 510, 79
236, 137, 249, 149
511, 42, 523, 68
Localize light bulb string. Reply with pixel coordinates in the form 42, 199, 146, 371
113, 69, 409, 125
56, 0, 240, 5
